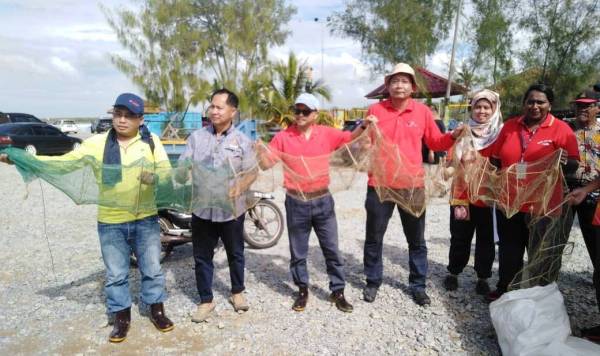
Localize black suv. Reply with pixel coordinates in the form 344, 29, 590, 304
91, 117, 113, 133
0, 112, 44, 124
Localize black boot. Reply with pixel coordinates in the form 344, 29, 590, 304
475, 279, 491, 295
109, 307, 131, 343
412, 290, 431, 306
150, 303, 174, 332
443, 275, 458, 291
363, 286, 378, 303
329, 289, 353, 313
292, 287, 309, 311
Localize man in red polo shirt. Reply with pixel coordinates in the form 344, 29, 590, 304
362, 63, 463, 306
258, 93, 374, 313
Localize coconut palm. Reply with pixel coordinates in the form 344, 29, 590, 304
260, 52, 331, 125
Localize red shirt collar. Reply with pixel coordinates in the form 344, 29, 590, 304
287, 124, 321, 138
382, 98, 415, 113
517, 113, 555, 129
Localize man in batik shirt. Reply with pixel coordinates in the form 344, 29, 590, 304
565, 94, 600, 341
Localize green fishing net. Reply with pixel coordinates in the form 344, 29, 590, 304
1, 146, 262, 217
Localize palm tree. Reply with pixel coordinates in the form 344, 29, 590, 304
456, 62, 478, 95
260, 52, 331, 125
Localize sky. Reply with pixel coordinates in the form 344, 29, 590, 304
0, 0, 459, 118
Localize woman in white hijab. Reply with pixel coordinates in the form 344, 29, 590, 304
443, 89, 503, 294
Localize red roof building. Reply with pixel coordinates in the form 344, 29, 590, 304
365, 67, 467, 99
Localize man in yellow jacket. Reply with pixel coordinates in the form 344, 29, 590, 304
0, 93, 174, 343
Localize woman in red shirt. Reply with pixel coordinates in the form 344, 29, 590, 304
486, 84, 579, 301
443, 89, 503, 295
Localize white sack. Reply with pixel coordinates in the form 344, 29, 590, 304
490, 282, 600, 356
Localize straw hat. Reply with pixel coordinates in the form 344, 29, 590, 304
384, 63, 416, 86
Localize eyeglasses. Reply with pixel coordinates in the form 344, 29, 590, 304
293, 108, 315, 116
112, 110, 141, 120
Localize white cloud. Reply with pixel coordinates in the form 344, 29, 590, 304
428, 52, 451, 76
0, 54, 49, 75
0, 0, 78, 11
47, 24, 117, 42
0, 0, 470, 117
50, 56, 78, 76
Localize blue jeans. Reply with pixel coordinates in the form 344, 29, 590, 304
98, 215, 167, 313
364, 187, 428, 291
285, 193, 346, 292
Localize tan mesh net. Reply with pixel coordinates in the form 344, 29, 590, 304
444, 129, 573, 291
2, 122, 576, 290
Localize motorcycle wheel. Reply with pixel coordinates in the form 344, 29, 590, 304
243, 199, 284, 249
129, 217, 174, 267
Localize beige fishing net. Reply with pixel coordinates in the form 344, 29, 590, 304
2, 121, 577, 289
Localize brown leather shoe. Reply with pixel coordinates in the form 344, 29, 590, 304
109, 307, 131, 343
292, 287, 308, 311
329, 290, 353, 313
150, 303, 174, 332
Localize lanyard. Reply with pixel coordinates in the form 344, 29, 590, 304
519, 126, 538, 162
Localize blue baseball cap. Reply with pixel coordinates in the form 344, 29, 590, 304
114, 93, 144, 115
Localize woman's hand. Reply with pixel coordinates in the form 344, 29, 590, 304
451, 124, 466, 139
453, 205, 469, 220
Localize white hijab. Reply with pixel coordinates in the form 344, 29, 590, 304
468, 89, 503, 150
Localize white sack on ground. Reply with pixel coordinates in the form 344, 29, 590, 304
490, 283, 600, 356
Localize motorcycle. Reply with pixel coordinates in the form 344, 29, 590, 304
134, 191, 285, 264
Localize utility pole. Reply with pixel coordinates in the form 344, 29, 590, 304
314, 17, 325, 82
444, 0, 462, 118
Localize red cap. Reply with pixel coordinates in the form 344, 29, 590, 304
575, 98, 598, 104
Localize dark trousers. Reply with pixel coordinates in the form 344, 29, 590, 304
564, 201, 600, 312
496, 211, 553, 291
285, 193, 345, 292
364, 187, 427, 291
447, 204, 495, 279
191, 214, 245, 303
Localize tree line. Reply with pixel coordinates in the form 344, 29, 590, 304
330, 0, 600, 115
104, 0, 600, 119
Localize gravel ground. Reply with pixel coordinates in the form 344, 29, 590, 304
0, 153, 598, 355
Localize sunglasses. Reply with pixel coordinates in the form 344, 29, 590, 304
293, 108, 315, 116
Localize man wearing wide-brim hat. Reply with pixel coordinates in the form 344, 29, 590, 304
361, 63, 464, 306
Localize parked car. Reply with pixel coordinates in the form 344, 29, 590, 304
0, 123, 82, 156
53, 120, 79, 134
91, 117, 113, 133
0, 112, 44, 124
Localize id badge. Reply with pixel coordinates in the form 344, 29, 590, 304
516, 162, 527, 180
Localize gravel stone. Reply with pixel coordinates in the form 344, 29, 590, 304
1, 158, 598, 354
